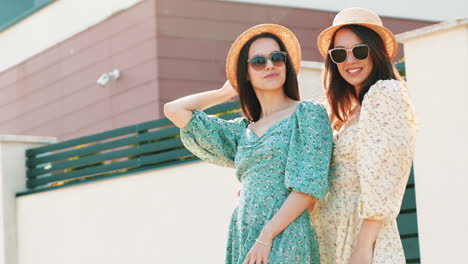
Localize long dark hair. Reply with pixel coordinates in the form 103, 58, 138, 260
237, 33, 300, 122
324, 25, 402, 130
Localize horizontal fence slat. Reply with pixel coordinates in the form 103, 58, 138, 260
27, 148, 194, 188
407, 165, 415, 185
27, 159, 140, 188
27, 138, 184, 177
401, 187, 417, 211
139, 148, 193, 165
18, 156, 201, 196
26, 118, 173, 157
402, 237, 420, 260
205, 101, 240, 115
397, 212, 419, 236
219, 112, 242, 120
27, 126, 180, 168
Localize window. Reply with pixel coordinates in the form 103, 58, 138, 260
0, 0, 57, 31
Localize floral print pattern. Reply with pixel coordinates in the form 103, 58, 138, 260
312, 79, 417, 264
181, 100, 333, 264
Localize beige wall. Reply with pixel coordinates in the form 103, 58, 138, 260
16, 162, 240, 264
398, 18, 468, 263
298, 61, 325, 101
0, 136, 56, 264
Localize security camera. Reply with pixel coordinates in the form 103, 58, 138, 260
96, 69, 120, 87
97, 73, 111, 86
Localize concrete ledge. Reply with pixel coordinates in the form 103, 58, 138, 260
0, 135, 57, 144
301, 61, 323, 70
397, 17, 468, 42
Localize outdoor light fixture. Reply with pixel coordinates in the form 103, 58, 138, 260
96, 69, 120, 87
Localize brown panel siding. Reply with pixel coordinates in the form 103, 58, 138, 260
0, 67, 18, 89
63, 117, 114, 141
22, 48, 61, 77
0, 0, 158, 140
158, 79, 220, 100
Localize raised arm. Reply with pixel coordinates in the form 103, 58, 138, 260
163, 81, 238, 128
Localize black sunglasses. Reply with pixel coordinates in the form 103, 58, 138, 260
328, 44, 370, 64
247, 51, 288, 70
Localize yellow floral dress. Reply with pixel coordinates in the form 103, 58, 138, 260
312, 79, 417, 264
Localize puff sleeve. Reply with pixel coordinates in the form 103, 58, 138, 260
284, 101, 334, 200
180, 110, 248, 168
357, 80, 417, 221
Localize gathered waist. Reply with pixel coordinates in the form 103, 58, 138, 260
330, 177, 359, 191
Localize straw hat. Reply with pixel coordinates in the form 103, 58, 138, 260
317, 8, 398, 60
225, 24, 301, 91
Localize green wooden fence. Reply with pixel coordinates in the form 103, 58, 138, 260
23, 101, 240, 192
21, 100, 419, 262
397, 166, 421, 263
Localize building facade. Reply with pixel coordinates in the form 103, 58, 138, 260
0, 0, 434, 140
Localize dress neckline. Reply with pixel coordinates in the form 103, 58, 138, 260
334, 105, 360, 142
246, 101, 301, 139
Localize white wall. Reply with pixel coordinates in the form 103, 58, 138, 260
16, 161, 240, 264
221, 0, 466, 21
0, 136, 56, 264
0, 0, 144, 72
397, 18, 468, 263
298, 61, 325, 101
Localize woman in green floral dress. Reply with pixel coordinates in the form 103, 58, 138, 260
164, 24, 333, 264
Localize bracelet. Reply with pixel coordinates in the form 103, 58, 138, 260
255, 238, 273, 247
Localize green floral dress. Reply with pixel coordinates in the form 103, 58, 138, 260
180, 100, 333, 264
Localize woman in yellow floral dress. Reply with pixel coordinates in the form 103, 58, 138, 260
312, 8, 417, 264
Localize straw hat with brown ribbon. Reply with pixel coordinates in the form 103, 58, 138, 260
225, 24, 302, 91
317, 8, 398, 60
